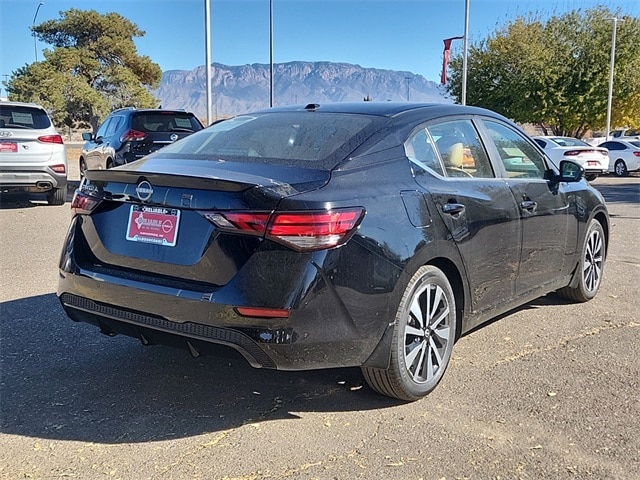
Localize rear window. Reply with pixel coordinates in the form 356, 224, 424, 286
549, 137, 590, 147
131, 112, 203, 133
155, 111, 381, 168
0, 105, 51, 129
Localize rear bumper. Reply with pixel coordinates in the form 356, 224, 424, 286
0, 166, 67, 192
57, 246, 394, 371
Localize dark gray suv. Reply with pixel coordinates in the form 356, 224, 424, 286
80, 108, 204, 176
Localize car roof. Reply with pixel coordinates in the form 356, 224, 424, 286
0, 100, 46, 110
255, 101, 507, 120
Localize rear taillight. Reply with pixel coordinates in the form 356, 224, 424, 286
38, 134, 64, 144
120, 129, 147, 142
71, 189, 101, 214
200, 207, 365, 252
50, 164, 66, 174
634, 151, 640, 157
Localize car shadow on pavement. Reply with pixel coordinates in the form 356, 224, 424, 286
0, 293, 402, 445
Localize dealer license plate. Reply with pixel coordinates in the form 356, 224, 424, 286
126, 205, 180, 246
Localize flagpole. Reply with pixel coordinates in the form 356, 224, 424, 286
461, 0, 469, 105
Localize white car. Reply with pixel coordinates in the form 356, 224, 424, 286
0, 101, 67, 205
599, 140, 640, 177
533, 136, 609, 181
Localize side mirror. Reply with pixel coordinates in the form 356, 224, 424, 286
81, 132, 94, 142
559, 160, 584, 182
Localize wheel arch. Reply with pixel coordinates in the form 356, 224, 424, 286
361, 254, 467, 369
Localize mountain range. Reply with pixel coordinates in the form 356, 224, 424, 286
154, 61, 450, 119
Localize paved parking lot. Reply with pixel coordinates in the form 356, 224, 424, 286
1, 175, 638, 480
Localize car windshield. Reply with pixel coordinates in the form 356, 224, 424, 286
549, 137, 590, 147
0, 105, 51, 129
155, 111, 382, 169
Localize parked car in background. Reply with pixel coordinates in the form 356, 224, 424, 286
610, 128, 640, 141
59, 102, 609, 401
533, 136, 609, 181
80, 108, 204, 177
599, 139, 640, 176
0, 101, 67, 205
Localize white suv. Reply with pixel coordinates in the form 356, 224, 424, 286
0, 101, 67, 205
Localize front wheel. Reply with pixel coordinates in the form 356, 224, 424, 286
557, 219, 606, 302
362, 265, 457, 401
614, 159, 628, 177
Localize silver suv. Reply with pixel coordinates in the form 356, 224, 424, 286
0, 101, 67, 205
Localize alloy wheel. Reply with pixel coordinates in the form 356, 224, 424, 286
583, 227, 604, 294
403, 282, 452, 384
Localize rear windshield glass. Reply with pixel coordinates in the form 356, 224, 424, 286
0, 105, 51, 129
131, 112, 203, 133
154, 111, 382, 168
630, 141, 640, 148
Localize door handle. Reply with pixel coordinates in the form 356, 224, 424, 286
441, 203, 466, 215
520, 200, 537, 212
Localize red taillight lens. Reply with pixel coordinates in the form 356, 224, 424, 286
563, 150, 581, 156
633, 151, 640, 157
71, 189, 101, 214
267, 209, 364, 250
50, 164, 66, 173
38, 134, 64, 144
120, 129, 147, 142
200, 208, 365, 251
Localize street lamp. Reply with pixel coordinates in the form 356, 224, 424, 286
605, 17, 621, 141
461, 0, 469, 105
32, 2, 44, 62
205, 0, 212, 125
269, 0, 274, 107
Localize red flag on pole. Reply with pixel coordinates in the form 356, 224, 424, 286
441, 36, 464, 85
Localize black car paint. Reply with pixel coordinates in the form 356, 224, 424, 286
58, 103, 608, 375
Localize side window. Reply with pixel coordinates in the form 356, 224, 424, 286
405, 128, 445, 176
104, 116, 123, 137
428, 119, 495, 178
483, 121, 547, 179
95, 118, 112, 139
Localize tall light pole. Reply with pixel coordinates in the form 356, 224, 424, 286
32, 2, 44, 62
269, 0, 274, 107
461, 0, 470, 105
605, 17, 621, 141
205, 0, 212, 125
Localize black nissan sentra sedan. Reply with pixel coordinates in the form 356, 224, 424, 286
58, 103, 608, 401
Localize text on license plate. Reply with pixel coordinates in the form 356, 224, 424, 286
0, 142, 18, 152
126, 205, 180, 246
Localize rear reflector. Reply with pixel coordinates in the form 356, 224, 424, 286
38, 134, 64, 144
235, 307, 290, 318
200, 207, 365, 251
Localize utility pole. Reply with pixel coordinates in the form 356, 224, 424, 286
405, 76, 411, 102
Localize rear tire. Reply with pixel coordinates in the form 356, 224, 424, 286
557, 219, 605, 302
614, 159, 628, 177
362, 265, 457, 401
79, 157, 87, 178
46, 188, 65, 206
585, 173, 598, 182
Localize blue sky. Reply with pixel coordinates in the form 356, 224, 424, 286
1, 0, 639, 86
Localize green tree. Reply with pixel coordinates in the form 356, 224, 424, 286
446, 7, 640, 137
5, 9, 162, 131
